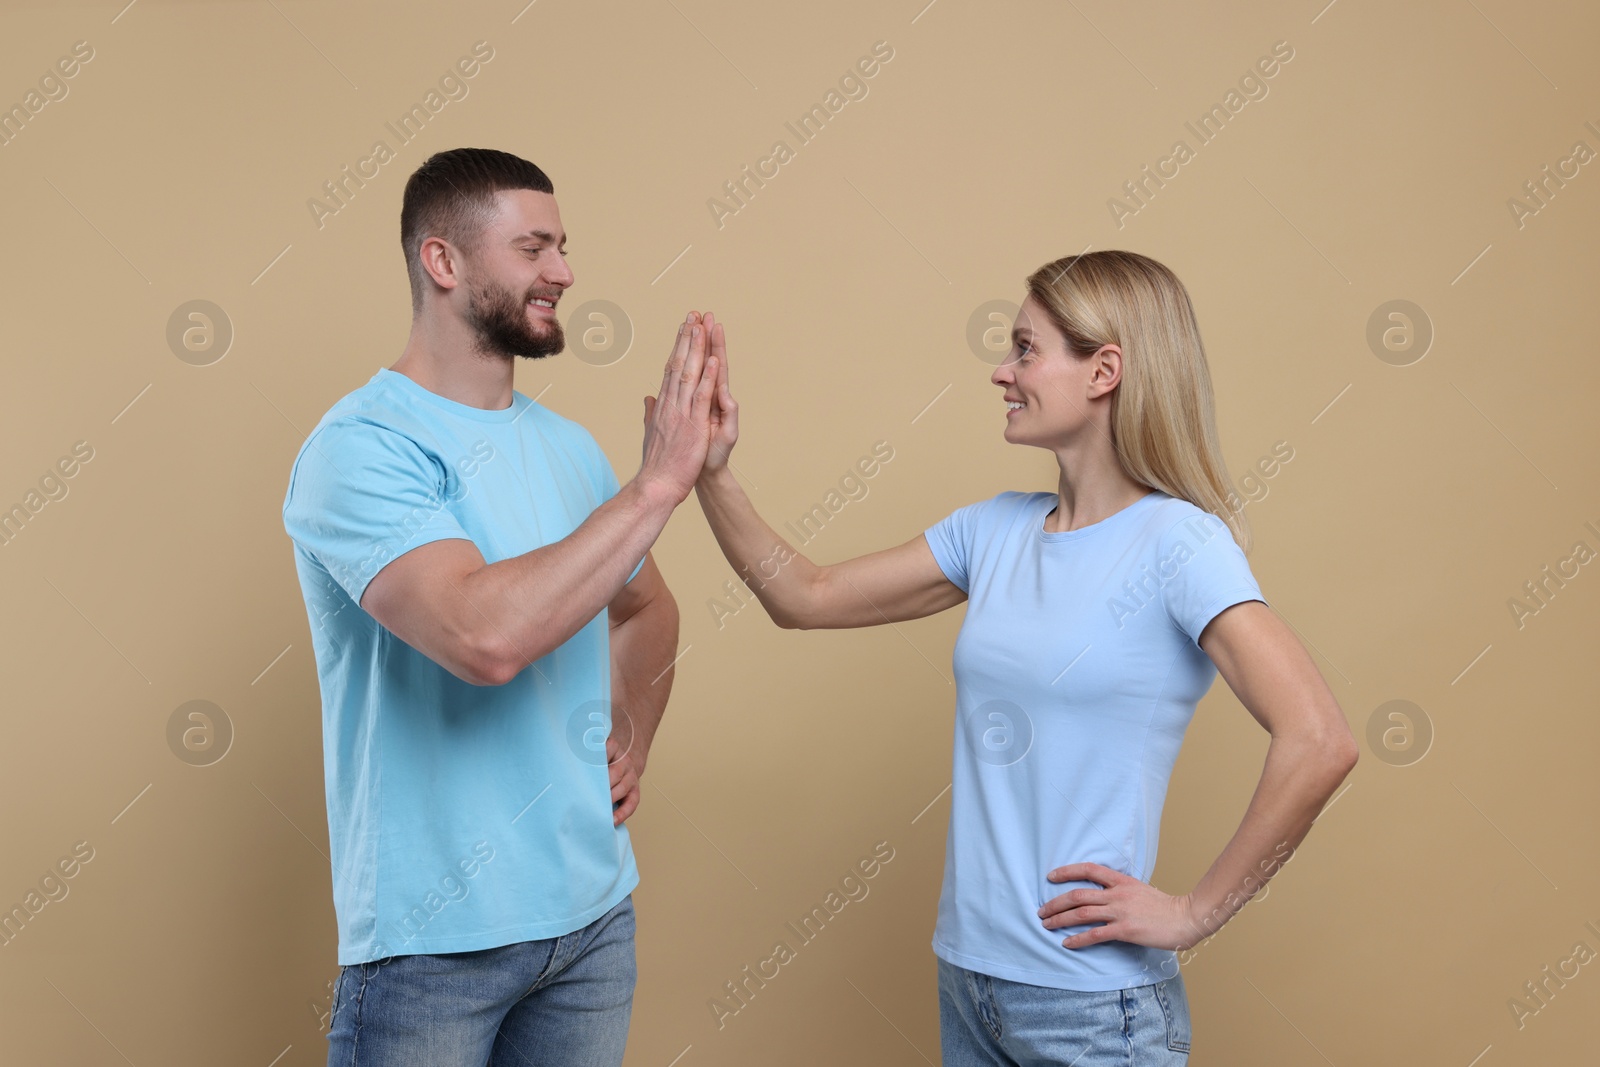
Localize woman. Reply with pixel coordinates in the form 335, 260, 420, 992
676, 250, 1357, 1065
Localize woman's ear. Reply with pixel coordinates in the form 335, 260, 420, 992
1088, 344, 1123, 398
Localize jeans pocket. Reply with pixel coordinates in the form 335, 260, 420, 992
1154, 974, 1192, 1053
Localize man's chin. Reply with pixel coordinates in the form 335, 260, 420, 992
519, 328, 564, 359
519, 319, 564, 358
473, 326, 564, 361
516, 345, 562, 360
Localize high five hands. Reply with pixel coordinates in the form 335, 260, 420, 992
640, 310, 738, 499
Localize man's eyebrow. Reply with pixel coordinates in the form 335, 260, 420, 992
511, 229, 566, 245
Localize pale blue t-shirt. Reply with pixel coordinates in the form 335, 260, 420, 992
281, 367, 643, 966
923, 488, 1266, 991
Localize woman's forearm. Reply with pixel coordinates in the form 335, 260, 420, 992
694, 466, 824, 629
1181, 729, 1356, 947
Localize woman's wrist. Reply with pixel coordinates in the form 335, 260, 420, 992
696, 463, 738, 495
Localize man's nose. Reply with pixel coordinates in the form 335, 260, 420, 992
548, 256, 575, 289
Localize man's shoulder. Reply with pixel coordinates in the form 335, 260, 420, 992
300, 368, 485, 454
284, 374, 448, 494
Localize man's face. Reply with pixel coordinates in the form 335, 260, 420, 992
459, 189, 575, 361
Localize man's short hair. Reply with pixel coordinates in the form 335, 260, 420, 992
400, 148, 555, 314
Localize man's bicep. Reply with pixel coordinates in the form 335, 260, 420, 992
360, 537, 498, 684
283, 420, 472, 605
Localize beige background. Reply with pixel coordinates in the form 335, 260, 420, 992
1, 0, 1596, 1064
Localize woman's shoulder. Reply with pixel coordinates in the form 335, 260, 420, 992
1139, 491, 1233, 545
962, 490, 1054, 518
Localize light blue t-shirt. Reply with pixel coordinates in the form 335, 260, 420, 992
281, 367, 643, 966
923, 488, 1266, 991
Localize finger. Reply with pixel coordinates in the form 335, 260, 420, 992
715, 331, 735, 428
677, 323, 708, 405
1062, 922, 1116, 949
610, 754, 635, 794
613, 785, 640, 826
656, 326, 683, 414
1047, 863, 1118, 886
643, 395, 655, 423
710, 320, 729, 395
1043, 905, 1113, 930
1038, 890, 1099, 919
692, 354, 718, 427
659, 321, 692, 411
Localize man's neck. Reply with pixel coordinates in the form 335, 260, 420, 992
392, 320, 516, 412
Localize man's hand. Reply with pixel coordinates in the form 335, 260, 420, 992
640, 311, 719, 505
607, 735, 641, 827
1037, 862, 1204, 951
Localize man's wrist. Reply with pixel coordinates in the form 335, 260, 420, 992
630, 472, 687, 515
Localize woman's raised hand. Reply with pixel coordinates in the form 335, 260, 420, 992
700, 311, 738, 477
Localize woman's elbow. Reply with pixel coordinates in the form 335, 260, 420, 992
770, 605, 806, 630
1318, 726, 1359, 778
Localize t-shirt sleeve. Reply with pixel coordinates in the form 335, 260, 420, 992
1158, 512, 1267, 644
923, 497, 993, 594
282, 418, 474, 607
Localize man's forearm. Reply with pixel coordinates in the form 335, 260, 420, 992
465, 477, 679, 682
610, 585, 680, 774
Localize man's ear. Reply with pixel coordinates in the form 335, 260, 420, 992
419, 236, 464, 295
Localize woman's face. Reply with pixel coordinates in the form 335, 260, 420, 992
989, 294, 1121, 450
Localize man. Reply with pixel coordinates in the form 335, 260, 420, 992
281, 147, 719, 1066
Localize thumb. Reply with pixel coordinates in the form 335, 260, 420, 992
643, 395, 655, 420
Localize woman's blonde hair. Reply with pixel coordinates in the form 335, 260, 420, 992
1025, 250, 1251, 552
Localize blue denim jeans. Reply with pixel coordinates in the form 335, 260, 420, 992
326, 895, 636, 1067
938, 957, 1191, 1065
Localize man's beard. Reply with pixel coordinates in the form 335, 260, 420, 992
463, 271, 565, 361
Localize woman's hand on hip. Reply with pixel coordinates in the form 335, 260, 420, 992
1038, 862, 1205, 952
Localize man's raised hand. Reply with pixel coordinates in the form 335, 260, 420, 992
640, 311, 718, 504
